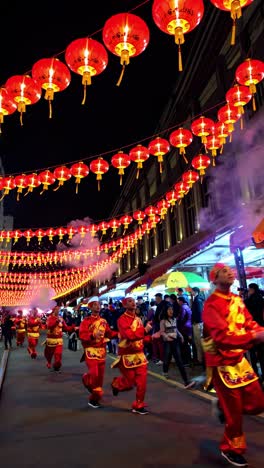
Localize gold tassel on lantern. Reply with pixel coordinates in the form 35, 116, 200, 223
81, 71, 92, 105
44, 88, 54, 119
174, 27, 184, 72
179, 147, 188, 164
117, 49, 130, 87
17, 101, 26, 126
230, 0, 242, 46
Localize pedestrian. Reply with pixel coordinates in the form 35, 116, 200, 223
245, 283, 264, 380
202, 263, 264, 468
2, 314, 13, 350
27, 308, 41, 359
44, 305, 75, 371
15, 310, 26, 347
177, 296, 193, 365
160, 305, 195, 389
111, 297, 152, 415
177, 287, 190, 305
191, 287, 204, 366
79, 296, 117, 409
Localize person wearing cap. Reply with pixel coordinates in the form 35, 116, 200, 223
202, 263, 264, 468
111, 297, 152, 415
44, 305, 75, 371
27, 308, 42, 359
15, 309, 26, 347
79, 296, 117, 409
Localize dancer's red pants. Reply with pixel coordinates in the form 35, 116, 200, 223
112, 360, 147, 409
82, 358, 105, 402
16, 331, 25, 346
27, 337, 39, 357
44, 344, 63, 370
213, 368, 264, 454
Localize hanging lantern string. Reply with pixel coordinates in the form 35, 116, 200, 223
4, 99, 226, 178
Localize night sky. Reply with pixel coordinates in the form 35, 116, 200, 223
0, 0, 212, 230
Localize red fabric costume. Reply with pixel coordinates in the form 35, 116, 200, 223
15, 315, 26, 346
27, 316, 41, 358
203, 290, 264, 455
44, 314, 73, 370
79, 314, 117, 403
112, 311, 148, 410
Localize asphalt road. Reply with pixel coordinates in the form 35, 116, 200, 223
0, 341, 263, 468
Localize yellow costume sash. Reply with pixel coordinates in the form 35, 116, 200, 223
27, 332, 39, 338
17, 329, 26, 333
122, 352, 147, 369
218, 357, 258, 388
85, 346, 106, 361
46, 337, 63, 347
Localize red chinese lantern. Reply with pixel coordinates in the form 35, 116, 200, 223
103, 12, 149, 86
191, 154, 211, 181
129, 144, 149, 178
90, 157, 109, 191
191, 116, 214, 145
24, 173, 41, 196
133, 210, 145, 225
88, 224, 98, 237
169, 127, 193, 163
109, 219, 121, 233
78, 226, 88, 239
210, 0, 253, 45
120, 215, 133, 232
13, 230, 22, 244
55, 227, 67, 242
98, 221, 110, 236
150, 215, 160, 230
32, 58, 71, 118
142, 221, 151, 235
166, 189, 179, 206
0, 88, 17, 133
35, 228, 45, 244
152, 0, 204, 71
226, 84, 252, 129
66, 226, 77, 240
148, 137, 170, 173
5, 75, 41, 126
0, 177, 16, 200
45, 228, 55, 242
182, 170, 199, 187
157, 199, 170, 219
53, 166, 71, 191
205, 135, 221, 166
145, 205, 159, 220
38, 170, 56, 194
14, 174, 27, 201
214, 121, 231, 148
174, 181, 189, 199
65, 38, 108, 104
111, 151, 131, 185
70, 162, 89, 194
217, 103, 241, 133
235, 59, 264, 111
23, 229, 33, 245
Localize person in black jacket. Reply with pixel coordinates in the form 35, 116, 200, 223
191, 287, 204, 365
2, 314, 13, 349
245, 283, 264, 380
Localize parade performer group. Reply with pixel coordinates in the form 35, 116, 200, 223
44, 305, 75, 371
202, 263, 264, 468
111, 296, 152, 415
79, 296, 117, 408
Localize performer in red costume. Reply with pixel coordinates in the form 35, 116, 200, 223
27, 308, 41, 359
111, 296, 152, 415
79, 296, 117, 409
203, 263, 264, 468
44, 305, 74, 372
15, 310, 26, 347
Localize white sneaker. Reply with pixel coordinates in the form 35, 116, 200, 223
156, 360, 163, 365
